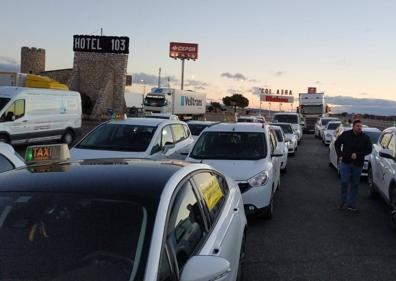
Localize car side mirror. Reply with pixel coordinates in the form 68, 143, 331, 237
162, 142, 175, 154
271, 146, 283, 157
379, 148, 395, 161
180, 256, 231, 281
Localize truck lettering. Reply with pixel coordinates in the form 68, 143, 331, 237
180, 96, 203, 107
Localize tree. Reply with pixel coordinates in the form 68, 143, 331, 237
222, 94, 249, 113
210, 102, 223, 113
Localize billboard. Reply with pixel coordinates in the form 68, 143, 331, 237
261, 95, 294, 103
73, 35, 129, 54
307, 87, 317, 94
169, 42, 198, 60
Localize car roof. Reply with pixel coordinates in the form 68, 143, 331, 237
383, 127, 396, 133
0, 159, 187, 204
107, 117, 181, 127
343, 127, 381, 132
273, 112, 298, 116
320, 117, 339, 120
187, 120, 219, 125
327, 121, 342, 124
269, 122, 292, 126
206, 122, 266, 133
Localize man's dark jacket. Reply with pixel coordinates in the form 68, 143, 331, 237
335, 130, 372, 167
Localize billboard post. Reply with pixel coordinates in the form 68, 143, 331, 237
169, 42, 198, 90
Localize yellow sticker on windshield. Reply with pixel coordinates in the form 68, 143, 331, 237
200, 176, 224, 211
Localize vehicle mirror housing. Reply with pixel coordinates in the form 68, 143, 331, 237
162, 143, 175, 154
272, 146, 283, 157
379, 148, 395, 160
180, 256, 231, 281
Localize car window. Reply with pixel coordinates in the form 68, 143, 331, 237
0, 193, 151, 281
380, 133, 393, 148
183, 125, 190, 138
77, 124, 156, 152
0, 154, 14, 172
188, 124, 210, 136
162, 125, 175, 147
172, 124, 186, 143
193, 172, 227, 223
1, 99, 25, 121
158, 248, 173, 281
274, 129, 284, 142
0, 97, 10, 112
388, 135, 396, 155
273, 115, 298, 124
269, 131, 277, 154
166, 181, 207, 273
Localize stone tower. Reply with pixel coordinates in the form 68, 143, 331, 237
20, 47, 45, 74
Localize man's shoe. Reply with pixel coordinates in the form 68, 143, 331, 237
347, 206, 359, 212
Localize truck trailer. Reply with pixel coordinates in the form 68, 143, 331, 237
298, 88, 328, 133
143, 87, 206, 120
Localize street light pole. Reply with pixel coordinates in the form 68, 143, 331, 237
181, 59, 185, 90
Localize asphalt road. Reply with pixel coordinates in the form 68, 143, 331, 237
245, 134, 396, 281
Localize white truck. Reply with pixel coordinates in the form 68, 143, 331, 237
298, 88, 328, 133
144, 87, 206, 120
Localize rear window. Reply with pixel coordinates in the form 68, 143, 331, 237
273, 115, 298, 124
365, 131, 381, 144
0, 193, 152, 281
327, 123, 341, 130
321, 119, 337, 126
237, 118, 253, 123
271, 124, 293, 134
77, 124, 156, 152
188, 124, 212, 136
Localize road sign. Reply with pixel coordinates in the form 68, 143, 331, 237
169, 42, 199, 60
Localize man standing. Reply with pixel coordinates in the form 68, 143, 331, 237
335, 120, 372, 211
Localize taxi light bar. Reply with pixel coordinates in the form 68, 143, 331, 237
25, 144, 70, 164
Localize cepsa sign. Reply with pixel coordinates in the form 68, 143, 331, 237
73, 35, 129, 54
169, 42, 198, 60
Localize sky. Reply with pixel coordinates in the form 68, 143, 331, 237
1, 0, 396, 114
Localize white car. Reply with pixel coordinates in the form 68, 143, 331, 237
186, 123, 282, 219
271, 125, 289, 172
237, 115, 265, 123
322, 121, 342, 145
71, 118, 194, 160
272, 113, 302, 142
0, 142, 24, 172
269, 122, 298, 155
187, 120, 219, 141
315, 117, 340, 139
328, 126, 381, 176
368, 127, 396, 229
0, 150, 247, 281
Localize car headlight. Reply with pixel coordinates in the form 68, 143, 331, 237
285, 140, 291, 145
248, 171, 269, 187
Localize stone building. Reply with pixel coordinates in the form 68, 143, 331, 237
20, 47, 45, 74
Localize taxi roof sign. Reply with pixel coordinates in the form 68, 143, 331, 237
25, 144, 70, 164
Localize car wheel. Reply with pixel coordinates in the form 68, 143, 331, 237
390, 188, 396, 231
236, 234, 246, 281
260, 189, 274, 219
0, 134, 10, 144
368, 167, 377, 199
61, 130, 75, 146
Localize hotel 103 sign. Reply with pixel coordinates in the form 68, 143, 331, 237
73, 35, 130, 54
169, 42, 198, 60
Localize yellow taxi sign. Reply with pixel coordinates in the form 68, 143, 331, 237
200, 176, 224, 211
25, 144, 70, 164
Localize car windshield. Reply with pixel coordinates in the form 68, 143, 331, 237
270, 124, 293, 134
191, 131, 267, 160
144, 95, 166, 107
365, 131, 381, 143
0, 192, 151, 281
273, 115, 298, 124
188, 123, 212, 136
237, 118, 254, 123
77, 124, 156, 152
321, 119, 337, 126
327, 123, 341, 130
0, 97, 10, 112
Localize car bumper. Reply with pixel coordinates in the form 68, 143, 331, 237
237, 181, 272, 211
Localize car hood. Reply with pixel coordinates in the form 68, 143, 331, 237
70, 147, 149, 160
186, 158, 271, 181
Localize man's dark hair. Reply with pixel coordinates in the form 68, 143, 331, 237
353, 119, 362, 126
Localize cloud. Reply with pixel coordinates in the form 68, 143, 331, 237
220, 72, 247, 81
327, 95, 396, 116
248, 79, 260, 83
184, 79, 209, 91
273, 71, 286, 77
132, 72, 177, 86
0, 56, 20, 72
315, 81, 321, 85
359, 92, 369, 96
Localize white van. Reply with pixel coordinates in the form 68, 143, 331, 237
0, 87, 82, 145
272, 112, 302, 142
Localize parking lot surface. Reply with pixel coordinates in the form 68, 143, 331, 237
245, 134, 396, 281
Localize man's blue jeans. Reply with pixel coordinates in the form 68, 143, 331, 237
339, 162, 363, 207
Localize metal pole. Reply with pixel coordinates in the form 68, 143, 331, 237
158, 67, 161, 88
181, 59, 185, 90
100, 28, 103, 36
259, 96, 262, 116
